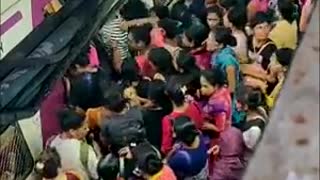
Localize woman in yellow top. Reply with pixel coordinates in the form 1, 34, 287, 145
269, 0, 298, 50
265, 48, 294, 109
241, 48, 294, 109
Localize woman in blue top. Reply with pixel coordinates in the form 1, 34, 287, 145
207, 26, 240, 95
167, 116, 209, 179
207, 26, 245, 127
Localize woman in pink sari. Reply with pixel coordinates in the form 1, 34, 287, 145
200, 69, 232, 136
199, 69, 233, 175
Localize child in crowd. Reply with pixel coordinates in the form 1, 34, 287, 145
35, 147, 83, 180
132, 142, 177, 180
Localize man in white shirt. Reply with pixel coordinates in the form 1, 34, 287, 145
47, 109, 99, 180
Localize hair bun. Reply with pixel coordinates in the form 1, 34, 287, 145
180, 86, 188, 94
247, 90, 263, 107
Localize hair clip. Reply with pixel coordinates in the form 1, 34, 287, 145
180, 86, 187, 94
36, 162, 45, 170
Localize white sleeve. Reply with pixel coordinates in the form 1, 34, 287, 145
243, 127, 262, 150
140, 0, 154, 9
87, 146, 99, 179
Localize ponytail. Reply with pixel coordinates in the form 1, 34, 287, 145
132, 142, 163, 176
173, 116, 199, 146
145, 156, 163, 175
34, 148, 61, 179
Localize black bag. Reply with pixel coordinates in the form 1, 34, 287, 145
68, 71, 106, 110
102, 108, 146, 153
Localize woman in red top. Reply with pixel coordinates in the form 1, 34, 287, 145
181, 22, 211, 70
161, 79, 204, 155
128, 24, 156, 78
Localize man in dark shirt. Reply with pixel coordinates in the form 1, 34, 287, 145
100, 87, 146, 153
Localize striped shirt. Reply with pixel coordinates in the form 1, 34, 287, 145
99, 15, 128, 60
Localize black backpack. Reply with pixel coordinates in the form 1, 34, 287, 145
102, 109, 146, 153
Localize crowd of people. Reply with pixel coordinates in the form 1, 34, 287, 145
34, 0, 315, 179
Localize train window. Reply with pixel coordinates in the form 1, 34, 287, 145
0, 125, 33, 180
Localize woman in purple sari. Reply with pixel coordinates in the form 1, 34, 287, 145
210, 127, 246, 180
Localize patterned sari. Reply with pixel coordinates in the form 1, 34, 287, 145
210, 127, 246, 180
201, 87, 232, 133
200, 87, 233, 175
